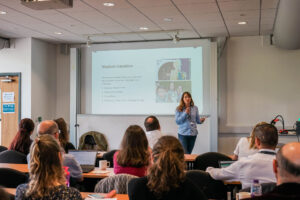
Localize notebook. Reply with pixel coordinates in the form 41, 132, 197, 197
68, 150, 97, 173
218, 160, 236, 168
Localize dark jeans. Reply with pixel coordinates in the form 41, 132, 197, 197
178, 134, 197, 154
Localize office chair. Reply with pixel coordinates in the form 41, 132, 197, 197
0, 150, 27, 164
194, 152, 232, 170
186, 170, 227, 199
95, 174, 137, 194
0, 168, 28, 188
0, 146, 7, 153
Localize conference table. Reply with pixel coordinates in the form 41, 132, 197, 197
5, 188, 129, 200
0, 163, 114, 179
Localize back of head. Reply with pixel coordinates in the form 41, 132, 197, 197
117, 125, 150, 167
54, 118, 69, 147
144, 116, 160, 132
27, 134, 65, 198
147, 136, 185, 198
9, 118, 34, 154
249, 121, 268, 149
276, 142, 300, 183
38, 120, 59, 136
254, 124, 278, 148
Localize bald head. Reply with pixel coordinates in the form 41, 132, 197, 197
275, 142, 300, 184
38, 120, 59, 138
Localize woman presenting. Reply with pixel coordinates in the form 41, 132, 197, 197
175, 92, 205, 154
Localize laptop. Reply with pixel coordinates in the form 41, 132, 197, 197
68, 150, 97, 173
218, 160, 236, 168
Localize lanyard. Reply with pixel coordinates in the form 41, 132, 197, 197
259, 151, 276, 155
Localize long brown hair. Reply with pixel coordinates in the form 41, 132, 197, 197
176, 91, 194, 112
54, 118, 69, 149
147, 136, 185, 198
9, 118, 34, 155
26, 134, 66, 198
117, 125, 150, 167
249, 121, 268, 149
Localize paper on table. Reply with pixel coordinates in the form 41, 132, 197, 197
85, 198, 117, 200
92, 170, 110, 174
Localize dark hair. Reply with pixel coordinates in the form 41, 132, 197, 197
117, 125, 150, 167
9, 118, 34, 155
54, 118, 69, 149
144, 116, 160, 132
147, 136, 185, 198
176, 91, 194, 112
276, 146, 300, 176
254, 124, 278, 148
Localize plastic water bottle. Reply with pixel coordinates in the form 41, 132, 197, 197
251, 179, 262, 197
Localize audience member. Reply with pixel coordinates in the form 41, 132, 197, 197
16, 134, 82, 200
206, 124, 278, 188
247, 142, 300, 200
114, 125, 150, 177
231, 122, 267, 160
54, 118, 75, 153
9, 118, 34, 155
144, 116, 162, 149
128, 136, 207, 200
27, 120, 83, 181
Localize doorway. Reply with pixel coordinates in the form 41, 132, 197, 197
0, 73, 21, 147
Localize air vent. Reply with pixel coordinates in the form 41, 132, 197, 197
20, 0, 73, 10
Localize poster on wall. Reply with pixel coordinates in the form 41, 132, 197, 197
3, 92, 14, 102
3, 103, 15, 113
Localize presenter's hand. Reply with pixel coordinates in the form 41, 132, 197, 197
200, 118, 205, 123
185, 107, 190, 114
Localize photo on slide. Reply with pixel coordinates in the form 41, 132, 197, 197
157, 58, 191, 80
155, 81, 191, 103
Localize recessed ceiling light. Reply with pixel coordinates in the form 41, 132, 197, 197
103, 2, 115, 7
164, 18, 173, 22
0, 11, 7, 15
238, 21, 247, 25
54, 32, 62, 35
139, 27, 149, 30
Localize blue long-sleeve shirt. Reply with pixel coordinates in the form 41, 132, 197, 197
175, 106, 202, 136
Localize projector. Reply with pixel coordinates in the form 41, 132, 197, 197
21, 0, 73, 10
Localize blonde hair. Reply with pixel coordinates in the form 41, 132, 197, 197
249, 121, 268, 149
147, 136, 185, 198
26, 134, 66, 198
176, 91, 194, 112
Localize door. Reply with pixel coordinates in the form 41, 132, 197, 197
0, 74, 20, 147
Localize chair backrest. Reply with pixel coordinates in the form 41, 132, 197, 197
0, 168, 28, 188
94, 174, 138, 194
186, 170, 227, 200
78, 131, 108, 151
102, 150, 118, 168
194, 152, 232, 170
0, 146, 8, 153
0, 150, 27, 164
240, 182, 276, 194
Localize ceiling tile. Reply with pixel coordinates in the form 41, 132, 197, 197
261, 0, 279, 9
218, 0, 260, 12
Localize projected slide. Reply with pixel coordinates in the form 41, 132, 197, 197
92, 47, 203, 115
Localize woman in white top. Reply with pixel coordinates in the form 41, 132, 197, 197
231, 122, 268, 160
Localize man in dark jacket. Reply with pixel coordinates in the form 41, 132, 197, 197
248, 142, 300, 200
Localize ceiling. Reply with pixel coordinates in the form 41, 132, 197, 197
0, 0, 279, 44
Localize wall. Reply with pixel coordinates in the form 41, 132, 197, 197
0, 38, 32, 118
76, 40, 218, 153
56, 46, 70, 123
218, 36, 300, 154
31, 38, 57, 124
